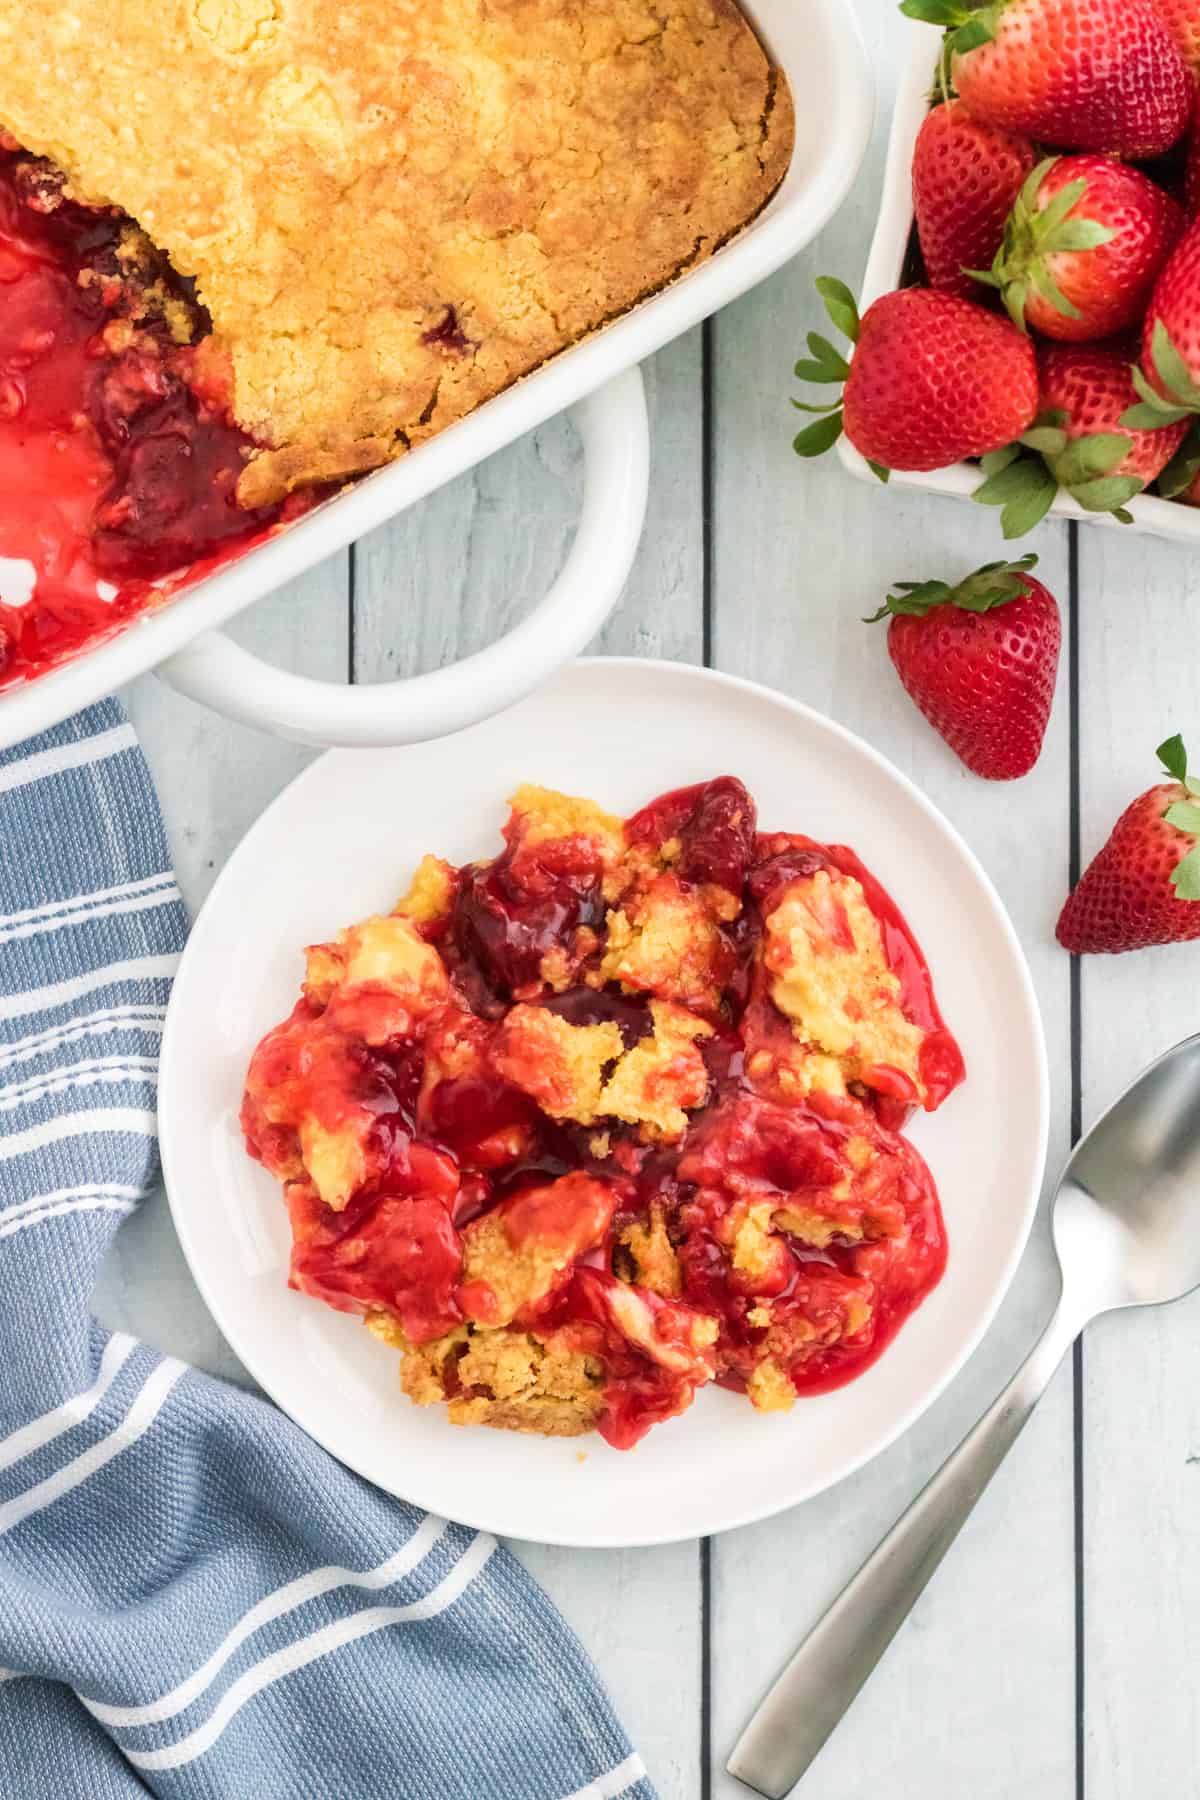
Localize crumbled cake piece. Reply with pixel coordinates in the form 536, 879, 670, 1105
598, 1000, 712, 1142
508, 785, 626, 868
741, 967, 852, 1105
598, 874, 730, 1013
243, 1011, 393, 1209
395, 855, 458, 931
773, 1132, 906, 1247
617, 1201, 682, 1298
296, 1112, 371, 1214
457, 1171, 617, 1325
728, 1200, 791, 1287
0, 0, 794, 505
504, 784, 628, 906
490, 1005, 623, 1124
763, 870, 929, 1103
746, 1358, 796, 1414
392, 1321, 606, 1437
304, 913, 448, 1022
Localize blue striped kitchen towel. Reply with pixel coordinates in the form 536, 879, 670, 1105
0, 700, 654, 1800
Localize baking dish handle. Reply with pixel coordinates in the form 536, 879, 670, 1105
155, 365, 649, 747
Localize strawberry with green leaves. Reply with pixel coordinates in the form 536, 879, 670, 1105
912, 100, 1037, 299
902, 0, 1191, 159
973, 342, 1188, 535
866, 553, 1060, 779
793, 279, 1038, 475
1126, 218, 1200, 440
1037, 342, 1188, 496
970, 156, 1181, 340
1153, 420, 1200, 504
1057, 736, 1200, 953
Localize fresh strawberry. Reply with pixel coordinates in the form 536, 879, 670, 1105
1153, 419, 1200, 501
972, 340, 1191, 537
1126, 216, 1200, 431
1035, 339, 1187, 499
971, 156, 1181, 340
793, 281, 1038, 473
866, 553, 1060, 779
912, 101, 1037, 299
902, 0, 1191, 158
1150, 0, 1200, 80
1186, 93, 1200, 214
1057, 735, 1200, 952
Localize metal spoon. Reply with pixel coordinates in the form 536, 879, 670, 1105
728, 1032, 1200, 1799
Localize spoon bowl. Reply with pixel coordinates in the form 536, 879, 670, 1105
1055, 1033, 1200, 1318
730, 1032, 1200, 1799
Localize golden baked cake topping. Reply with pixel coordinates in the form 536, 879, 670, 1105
0, 0, 793, 506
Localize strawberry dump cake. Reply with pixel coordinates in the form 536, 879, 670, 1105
242, 778, 965, 1451
0, 0, 792, 687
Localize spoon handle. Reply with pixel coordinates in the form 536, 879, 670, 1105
726, 1302, 1080, 1798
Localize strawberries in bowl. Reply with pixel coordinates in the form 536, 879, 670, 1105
812, 3, 1200, 541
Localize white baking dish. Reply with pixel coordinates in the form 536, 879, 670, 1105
841, 23, 1200, 547
0, 0, 873, 753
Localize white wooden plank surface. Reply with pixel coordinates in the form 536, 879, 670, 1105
351, 330, 706, 1800
94, 556, 348, 1385
706, 4, 1076, 1792
79, 3, 1200, 1790
1075, 528, 1200, 1800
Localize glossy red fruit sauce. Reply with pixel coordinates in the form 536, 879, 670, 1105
0, 141, 292, 690
243, 777, 966, 1448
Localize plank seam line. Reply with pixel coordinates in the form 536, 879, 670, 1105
1068, 518, 1085, 1800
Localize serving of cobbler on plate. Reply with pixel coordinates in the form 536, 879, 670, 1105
0, 0, 793, 687
242, 776, 966, 1451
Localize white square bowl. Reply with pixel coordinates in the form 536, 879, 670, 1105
0, 0, 875, 750
838, 21, 1200, 548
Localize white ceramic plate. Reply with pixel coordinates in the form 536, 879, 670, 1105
159, 660, 1049, 1548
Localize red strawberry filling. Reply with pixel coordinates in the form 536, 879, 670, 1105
0, 141, 306, 689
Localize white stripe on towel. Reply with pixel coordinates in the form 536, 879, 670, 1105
120, 1533, 498, 1771
0, 1056, 159, 1113
0, 1007, 166, 1073
0, 956, 180, 1024
0, 1360, 185, 1536
560, 1753, 649, 1800
87, 1515, 453, 1727
0, 1108, 157, 1166
0, 873, 176, 935
1, 1185, 143, 1231
0, 1197, 138, 1243
0, 724, 136, 796
0, 1335, 137, 1473
0, 881, 180, 948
